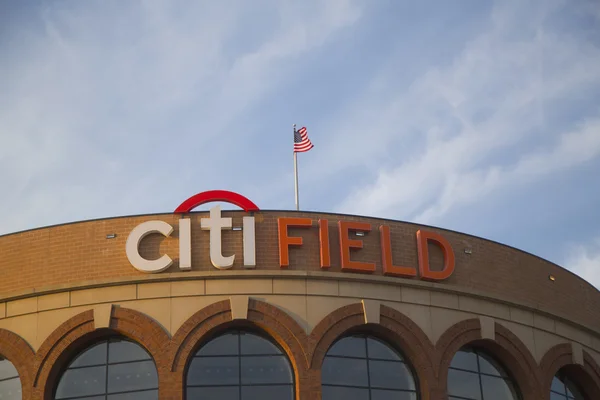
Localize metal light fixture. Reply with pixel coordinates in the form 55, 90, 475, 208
549, 274, 556, 282
355, 231, 365, 237
232, 227, 243, 231
464, 248, 473, 255
106, 233, 117, 239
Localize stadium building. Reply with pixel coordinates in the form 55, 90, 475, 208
0, 190, 598, 400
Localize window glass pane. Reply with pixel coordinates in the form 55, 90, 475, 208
186, 331, 295, 397
187, 386, 240, 400
108, 389, 158, 400
74, 397, 105, 400
0, 378, 22, 400
322, 357, 368, 387
107, 360, 157, 394
478, 353, 506, 377
240, 333, 281, 355
0, 359, 18, 379
196, 333, 239, 356
322, 335, 419, 400
551, 376, 566, 394
371, 389, 418, 400
241, 355, 293, 385
450, 349, 478, 372
367, 338, 401, 361
481, 375, 518, 400
108, 340, 150, 364
241, 384, 293, 399
566, 380, 584, 400
327, 336, 366, 358
69, 342, 108, 368
187, 356, 239, 386
55, 365, 107, 399
321, 385, 369, 400
56, 339, 159, 400
369, 360, 415, 390
447, 368, 482, 400
551, 393, 567, 400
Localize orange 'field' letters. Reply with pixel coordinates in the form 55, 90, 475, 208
278, 217, 313, 268
338, 221, 376, 273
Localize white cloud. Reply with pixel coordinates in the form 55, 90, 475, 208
414, 116, 600, 223
327, 0, 600, 223
564, 237, 600, 288
0, 0, 362, 234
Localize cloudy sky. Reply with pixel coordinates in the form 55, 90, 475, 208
1, 0, 599, 286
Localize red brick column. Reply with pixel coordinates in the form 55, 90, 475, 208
435, 319, 542, 400
308, 303, 436, 400
0, 329, 35, 400
169, 299, 311, 400
539, 344, 600, 399
31, 307, 171, 400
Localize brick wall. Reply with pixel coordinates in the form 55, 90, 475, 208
5, 300, 600, 400
0, 210, 598, 332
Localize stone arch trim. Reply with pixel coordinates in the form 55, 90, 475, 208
169, 299, 232, 372
308, 302, 436, 400
246, 298, 309, 368
33, 306, 171, 400
0, 329, 35, 399
539, 344, 600, 400
436, 318, 542, 400
170, 298, 310, 399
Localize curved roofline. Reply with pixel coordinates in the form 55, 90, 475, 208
0, 209, 595, 293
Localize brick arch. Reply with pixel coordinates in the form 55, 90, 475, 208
539, 343, 600, 400
169, 298, 311, 399
308, 302, 436, 400
32, 306, 171, 400
436, 318, 542, 400
0, 329, 35, 399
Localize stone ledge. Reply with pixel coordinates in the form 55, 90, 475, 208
0, 270, 597, 340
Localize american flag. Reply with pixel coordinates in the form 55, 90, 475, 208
294, 126, 314, 153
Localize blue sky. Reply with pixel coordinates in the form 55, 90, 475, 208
1, 0, 599, 286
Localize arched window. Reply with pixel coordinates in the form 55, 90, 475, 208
186, 330, 294, 399
551, 369, 585, 400
321, 335, 418, 399
448, 346, 520, 400
54, 338, 158, 399
0, 357, 21, 400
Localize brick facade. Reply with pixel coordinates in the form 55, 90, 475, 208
1, 211, 598, 333
0, 211, 599, 399
0, 300, 593, 399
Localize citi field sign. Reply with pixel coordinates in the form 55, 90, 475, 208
125, 190, 455, 281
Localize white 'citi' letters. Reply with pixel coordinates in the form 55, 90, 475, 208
179, 218, 192, 270
243, 216, 256, 268
126, 206, 257, 273
126, 220, 174, 272
201, 205, 235, 269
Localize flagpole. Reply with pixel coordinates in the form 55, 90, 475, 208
293, 124, 300, 211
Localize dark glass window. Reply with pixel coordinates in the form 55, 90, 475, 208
0, 357, 21, 400
447, 347, 520, 400
551, 370, 586, 400
321, 335, 418, 400
186, 330, 294, 399
54, 338, 158, 399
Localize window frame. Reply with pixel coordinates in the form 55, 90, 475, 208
551, 369, 586, 400
447, 346, 522, 400
53, 337, 159, 400
321, 333, 420, 400
185, 329, 295, 400
0, 356, 21, 400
